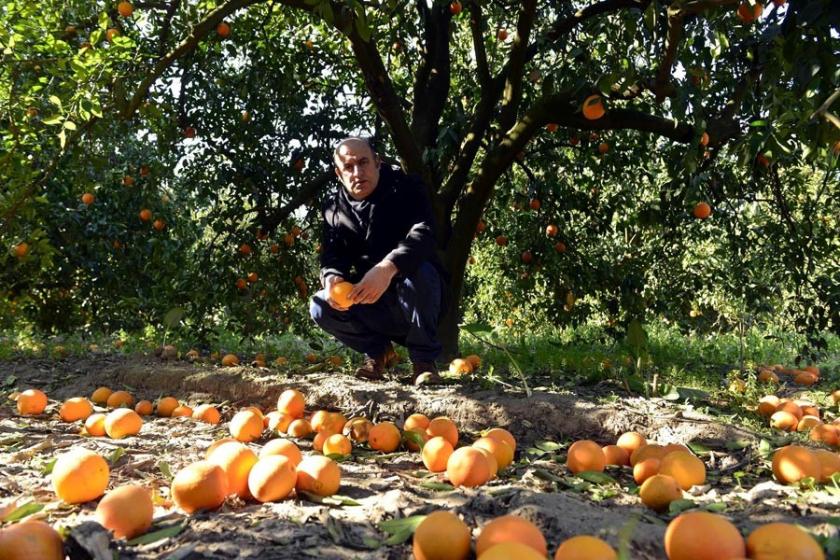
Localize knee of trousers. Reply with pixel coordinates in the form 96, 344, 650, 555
309, 293, 330, 325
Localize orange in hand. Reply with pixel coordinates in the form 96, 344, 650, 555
329, 281, 354, 308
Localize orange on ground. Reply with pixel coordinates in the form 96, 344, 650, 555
757, 395, 780, 417
171, 405, 193, 418
95, 484, 153, 539
329, 282, 354, 308
59, 397, 93, 422
106, 390, 134, 409
473, 436, 514, 470
476, 515, 548, 558
368, 422, 401, 452
770, 410, 799, 431
633, 457, 661, 484
412, 510, 471, 560
156, 396, 180, 417
800, 404, 820, 418
207, 441, 258, 499
810, 424, 839, 447
794, 372, 818, 386
630, 443, 666, 466
260, 438, 303, 467
0, 520, 64, 560
664, 511, 745, 560
52, 447, 110, 503
134, 400, 153, 416
797, 415, 822, 432
602, 444, 630, 466
422, 436, 454, 472
248, 455, 296, 502
91, 387, 112, 404
265, 411, 293, 433
104, 409, 142, 439
323, 434, 353, 457
193, 404, 221, 424
230, 410, 263, 442
427, 417, 459, 447
481, 542, 545, 559
16, 389, 47, 416
582, 94, 606, 120
465, 354, 482, 369
446, 446, 492, 487
772, 445, 821, 484
474, 447, 498, 479
205, 437, 238, 459
554, 535, 617, 559
813, 449, 840, 483
692, 202, 711, 219
658, 451, 706, 490
566, 440, 606, 474
324, 412, 347, 434
484, 427, 516, 453
171, 461, 228, 514
287, 418, 313, 438
313, 429, 336, 452
758, 370, 779, 384
639, 474, 682, 512
616, 431, 646, 456
777, 400, 803, 420
746, 522, 825, 560
221, 354, 239, 367
296, 455, 340, 497
84, 413, 107, 436
242, 406, 264, 420
310, 410, 332, 432
449, 358, 473, 375
343, 417, 374, 443
276, 389, 305, 419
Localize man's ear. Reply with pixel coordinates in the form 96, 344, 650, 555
334, 167, 341, 180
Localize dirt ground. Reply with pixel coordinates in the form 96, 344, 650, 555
0, 353, 837, 559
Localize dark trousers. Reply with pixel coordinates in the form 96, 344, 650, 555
309, 261, 443, 363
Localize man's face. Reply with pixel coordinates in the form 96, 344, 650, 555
334, 140, 380, 200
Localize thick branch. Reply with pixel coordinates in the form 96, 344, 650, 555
410, 4, 452, 155
468, 3, 491, 88
498, 0, 538, 132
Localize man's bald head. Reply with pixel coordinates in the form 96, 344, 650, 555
333, 137, 377, 164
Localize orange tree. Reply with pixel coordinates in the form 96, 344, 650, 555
1, 0, 838, 355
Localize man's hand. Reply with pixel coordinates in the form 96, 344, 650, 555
350, 260, 397, 305
324, 275, 349, 311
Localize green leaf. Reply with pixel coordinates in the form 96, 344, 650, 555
668, 499, 696, 515
41, 458, 57, 475
2, 374, 17, 387
163, 307, 185, 328
461, 322, 493, 335
63, 120, 77, 131
750, 120, 767, 127
576, 471, 617, 485
535, 440, 562, 452
402, 430, 425, 449
41, 115, 63, 126
418, 481, 455, 492
1, 501, 46, 522
48, 95, 62, 108
108, 447, 126, 464
157, 460, 174, 481
126, 520, 188, 545
378, 515, 426, 545
297, 491, 361, 506
704, 502, 728, 513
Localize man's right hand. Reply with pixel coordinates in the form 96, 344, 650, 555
324, 275, 350, 311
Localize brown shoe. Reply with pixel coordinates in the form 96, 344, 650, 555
412, 361, 443, 385
355, 344, 397, 381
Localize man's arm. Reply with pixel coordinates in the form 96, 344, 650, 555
319, 203, 352, 288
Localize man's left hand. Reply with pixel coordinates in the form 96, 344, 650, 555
350, 261, 397, 304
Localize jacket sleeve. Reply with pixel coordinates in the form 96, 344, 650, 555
384, 175, 438, 277
319, 199, 352, 287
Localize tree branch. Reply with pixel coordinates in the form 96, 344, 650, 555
468, 3, 491, 88
498, 0, 538, 132
410, 3, 452, 156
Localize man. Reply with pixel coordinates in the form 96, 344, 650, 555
309, 137, 448, 384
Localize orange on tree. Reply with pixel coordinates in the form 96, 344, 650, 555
59, 397, 93, 422
639, 474, 683, 512
0, 520, 64, 560
412, 510, 471, 560
582, 94, 606, 120
737, 1, 763, 23
449, 0, 462, 15
139, 208, 152, 222
700, 131, 710, 146
171, 461, 228, 514
446, 446, 492, 487
553, 535, 617, 560
296, 455, 341, 497
598, 142, 609, 154
664, 511, 746, 560
260, 438, 303, 467
122, 175, 134, 186
13, 242, 29, 258
153, 219, 166, 231
248, 455, 296, 503
545, 224, 558, 237
117, 1, 133, 17
239, 243, 252, 255
566, 439, 606, 474
692, 201, 711, 219
95, 484, 153, 539
216, 21, 231, 38
16, 389, 47, 415
521, 250, 533, 264
246, 271, 258, 283
554, 240, 567, 253
81, 192, 95, 205
329, 281, 355, 308
546, 123, 559, 133
52, 447, 110, 503
475, 515, 548, 558
422, 436, 454, 472
104, 408, 143, 439
495, 235, 508, 246
207, 441, 258, 499
235, 278, 247, 290
746, 522, 824, 560
368, 421, 401, 452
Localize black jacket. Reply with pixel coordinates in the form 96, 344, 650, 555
320, 165, 448, 291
